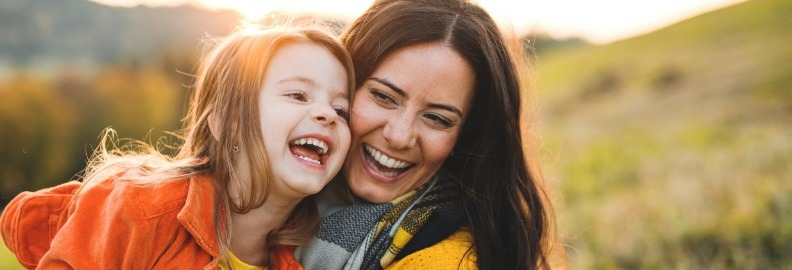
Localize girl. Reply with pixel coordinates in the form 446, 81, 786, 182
1, 22, 354, 269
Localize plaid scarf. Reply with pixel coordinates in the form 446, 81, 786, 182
298, 174, 465, 270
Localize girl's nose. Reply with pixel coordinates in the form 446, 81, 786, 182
311, 104, 338, 126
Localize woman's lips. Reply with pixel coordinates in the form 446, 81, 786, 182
361, 144, 414, 181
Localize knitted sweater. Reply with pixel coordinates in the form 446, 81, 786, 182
387, 227, 477, 269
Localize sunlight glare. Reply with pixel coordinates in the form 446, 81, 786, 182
198, 0, 370, 21
92, 0, 746, 43
200, 0, 274, 19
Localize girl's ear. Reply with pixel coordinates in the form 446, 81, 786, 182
208, 112, 221, 141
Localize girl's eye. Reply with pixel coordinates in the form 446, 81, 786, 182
334, 107, 350, 121
286, 92, 307, 102
369, 89, 397, 106
423, 113, 453, 128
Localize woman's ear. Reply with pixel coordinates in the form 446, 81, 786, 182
208, 112, 221, 141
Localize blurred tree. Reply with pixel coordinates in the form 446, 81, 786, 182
0, 73, 76, 204
521, 32, 588, 56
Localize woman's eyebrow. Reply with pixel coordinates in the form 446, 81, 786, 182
370, 77, 407, 98
370, 77, 462, 116
428, 103, 462, 117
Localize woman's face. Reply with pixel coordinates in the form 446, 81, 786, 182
344, 42, 475, 203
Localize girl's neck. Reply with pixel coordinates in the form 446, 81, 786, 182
228, 194, 300, 267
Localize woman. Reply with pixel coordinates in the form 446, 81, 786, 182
298, 0, 555, 269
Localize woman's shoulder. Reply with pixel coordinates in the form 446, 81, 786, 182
387, 227, 477, 269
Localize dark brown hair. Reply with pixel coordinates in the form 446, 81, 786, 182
343, 0, 554, 268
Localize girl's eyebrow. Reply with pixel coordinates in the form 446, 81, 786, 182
369, 77, 462, 117
277, 76, 317, 86
279, 76, 348, 99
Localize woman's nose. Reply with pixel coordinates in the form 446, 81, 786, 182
382, 113, 417, 149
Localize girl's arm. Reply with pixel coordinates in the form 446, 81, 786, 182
35, 179, 158, 269
35, 177, 215, 269
0, 181, 82, 269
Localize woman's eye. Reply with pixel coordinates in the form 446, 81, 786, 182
423, 113, 453, 128
369, 89, 397, 106
286, 92, 307, 102
334, 107, 349, 121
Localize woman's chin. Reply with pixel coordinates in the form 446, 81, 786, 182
347, 179, 397, 204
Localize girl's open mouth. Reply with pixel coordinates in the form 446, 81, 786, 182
289, 137, 331, 166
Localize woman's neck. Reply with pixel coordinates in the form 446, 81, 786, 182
228, 194, 300, 266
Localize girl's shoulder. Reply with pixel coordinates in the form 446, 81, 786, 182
0, 172, 217, 268
82, 170, 191, 198
77, 170, 215, 219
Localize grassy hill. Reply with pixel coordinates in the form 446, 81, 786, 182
534, 0, 792, 268
0, 0, 240, 68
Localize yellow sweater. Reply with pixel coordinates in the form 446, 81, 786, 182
386, 227, 477, 269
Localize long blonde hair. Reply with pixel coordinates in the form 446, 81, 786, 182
79, 20, 354, 267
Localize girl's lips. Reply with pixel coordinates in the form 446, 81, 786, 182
289, 134, 334, 169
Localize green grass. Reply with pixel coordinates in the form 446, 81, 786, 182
0, 240, 23, 270
533, 0, 792, 268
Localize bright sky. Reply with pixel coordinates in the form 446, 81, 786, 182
91, 0, 746, 44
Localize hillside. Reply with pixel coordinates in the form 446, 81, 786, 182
0, 0, 240, 68
534, 0, 792, 268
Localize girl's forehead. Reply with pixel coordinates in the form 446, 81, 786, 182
263, 42, 349, 96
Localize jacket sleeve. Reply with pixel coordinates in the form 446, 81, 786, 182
34, 179, 160, 269
0, 181, 82, 270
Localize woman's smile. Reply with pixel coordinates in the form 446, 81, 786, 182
362, 143, 415, 180
344, 42, 475, 203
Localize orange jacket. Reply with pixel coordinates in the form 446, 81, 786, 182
0, 174, 302, 269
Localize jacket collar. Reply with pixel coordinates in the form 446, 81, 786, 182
176, 174, 221, 258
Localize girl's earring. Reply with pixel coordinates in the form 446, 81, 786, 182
232, 146, 240, 153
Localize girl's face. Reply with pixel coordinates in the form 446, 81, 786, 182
258, 41, 351, 200
344, 42, 475, 203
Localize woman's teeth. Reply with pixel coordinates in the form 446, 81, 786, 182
365, 145, 411, 169
291, 138, 328, 155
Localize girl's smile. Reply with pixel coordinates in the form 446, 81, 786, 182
257, 41, 351, 199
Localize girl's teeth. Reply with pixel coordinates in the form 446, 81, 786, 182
297, 155, 320, 165
291, 137, 329, 155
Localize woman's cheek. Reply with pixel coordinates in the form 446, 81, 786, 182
350, 99, 381, 135
425, 131, 459, 163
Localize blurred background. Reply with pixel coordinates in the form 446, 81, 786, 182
1, 0, 790, 268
